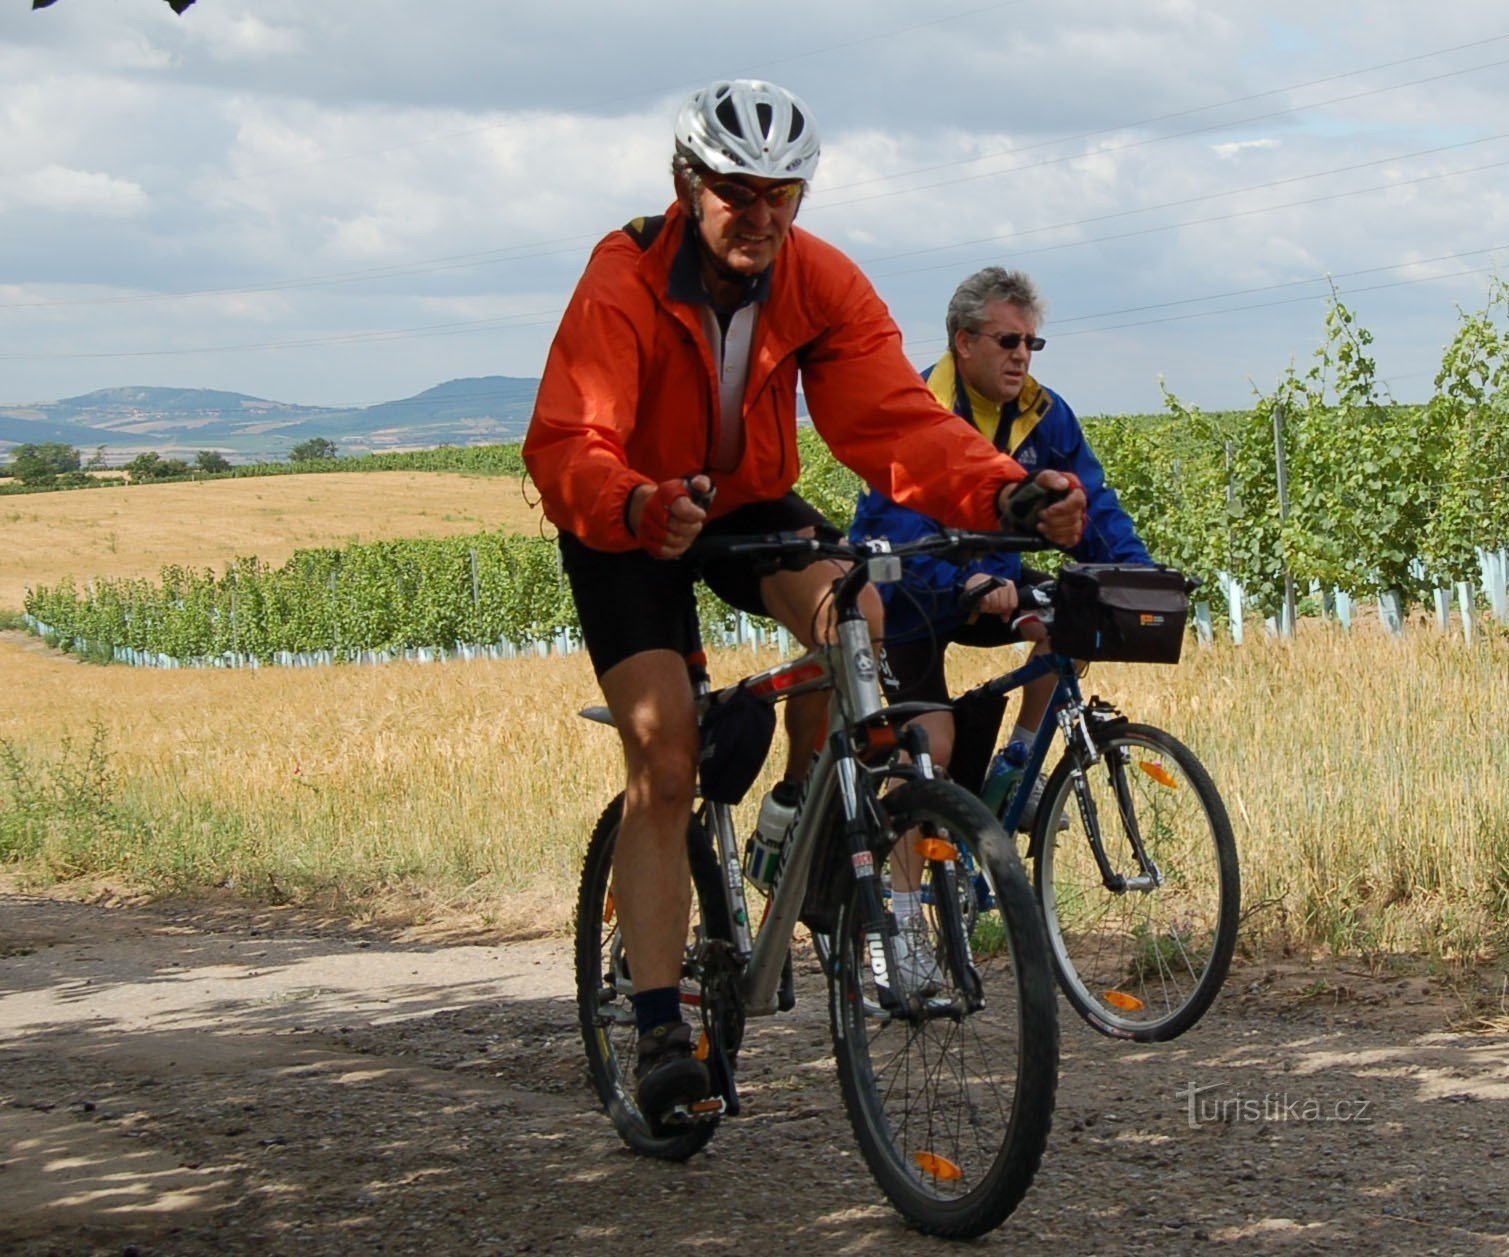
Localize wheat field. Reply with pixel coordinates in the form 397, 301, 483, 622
1, 470, 542, 611
2, 474, 1507, 958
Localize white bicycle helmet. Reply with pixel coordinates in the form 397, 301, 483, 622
674, 79, 821, 181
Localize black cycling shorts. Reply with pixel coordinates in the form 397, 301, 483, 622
560, 493, 829, 678
884, 565, 1051, 704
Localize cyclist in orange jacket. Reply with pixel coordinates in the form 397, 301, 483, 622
523, 79, 1085, 1134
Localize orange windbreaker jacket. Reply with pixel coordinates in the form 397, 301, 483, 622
522, 203, 1026, 552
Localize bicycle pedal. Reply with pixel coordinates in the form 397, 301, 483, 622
668, 1096, 727, 1125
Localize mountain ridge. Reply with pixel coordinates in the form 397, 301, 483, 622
0, 376, 541, 464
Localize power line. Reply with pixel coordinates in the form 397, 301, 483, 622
869, 154, 1509, 280
822, 31, 1509, 196
810, 55, 1509, 213
856, 133, 1509, 269
6, 33, 1501, 313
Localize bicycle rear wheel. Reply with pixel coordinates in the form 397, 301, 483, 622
828, 779, 1058, 1239
575, 794, 724, 1160
1035, 722, 1239, 1042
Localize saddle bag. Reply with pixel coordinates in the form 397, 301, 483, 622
1050, 564, 1194, 665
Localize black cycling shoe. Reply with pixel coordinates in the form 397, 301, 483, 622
634, 1021, 710, 1135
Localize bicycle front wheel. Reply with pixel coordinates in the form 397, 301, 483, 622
828, 779, 1058, 1239
1035, 722, 1239, 1042
575, 794, 723, 1161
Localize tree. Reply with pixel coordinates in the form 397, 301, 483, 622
125, 451, 191, 482
195, 450, 232, 474
10, 443, 82, 486
290, 438, 338, 463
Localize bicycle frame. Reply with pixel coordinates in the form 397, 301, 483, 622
981, 648, 1164, 892
696, 568, 939, 1017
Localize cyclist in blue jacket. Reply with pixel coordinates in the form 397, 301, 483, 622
852, 266, 1151, 825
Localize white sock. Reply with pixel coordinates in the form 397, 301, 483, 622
893, 890, 924, 921
1010, 722, 1038, 749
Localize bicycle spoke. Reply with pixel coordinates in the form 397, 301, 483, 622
829, 780, 1056, 1238
1037, 725, 1239, 1041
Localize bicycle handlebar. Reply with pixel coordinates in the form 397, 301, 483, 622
688, 526, 1053, 570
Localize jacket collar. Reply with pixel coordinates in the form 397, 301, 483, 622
926, 351, 1050, 453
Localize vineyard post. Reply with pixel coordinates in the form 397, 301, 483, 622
1457, 581, 1475, 644
1272, 404, 1297, 638
1193, 601, 1212, 645
1433, 587, 1452, 633
1222, 573, 1244, 645
1482, 548, 1508, 620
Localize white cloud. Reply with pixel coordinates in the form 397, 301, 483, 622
1213, 139, 1282, 158
0, 0, 1506, 412
11, 166, 147, 216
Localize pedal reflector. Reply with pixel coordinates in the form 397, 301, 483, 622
694, 1034, 711, 1062
1138, 760, 1179, 788
1102, 989, 1144, 1011
912, 1151, 963, 1181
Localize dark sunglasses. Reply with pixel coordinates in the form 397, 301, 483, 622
704, 177, 805, 210
974, 330, 1046, 352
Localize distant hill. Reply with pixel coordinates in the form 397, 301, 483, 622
0, 377, 540, 465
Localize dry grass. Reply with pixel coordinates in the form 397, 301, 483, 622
3, 619, 1507, 958
948, 619, 1509, 962
2, 475, 1507, 959
0, 631, 615, 932
0, 471, 544, 611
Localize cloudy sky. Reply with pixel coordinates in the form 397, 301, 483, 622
3, 1, 1507, 416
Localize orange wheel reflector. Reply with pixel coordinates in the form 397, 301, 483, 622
1138, 760, 1179, 789
690, 1098, 723, 1114
912, 1151, 964, 1181
1102, 989, 1145, 1011
913, 837, 959, 862
694, 1034, 711, 1062
603, 888, 616, 926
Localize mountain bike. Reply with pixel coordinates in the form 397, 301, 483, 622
575, 529, 1059, 1239
952, 569, 1241, 1042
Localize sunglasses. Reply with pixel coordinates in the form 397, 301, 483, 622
704, 177, 805, 210
974, 330, 1046, 352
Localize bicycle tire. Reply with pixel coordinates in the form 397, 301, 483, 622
575, 793, 723, 1160
1034, 722, 1239, 1042
828, 778, 1058, 1238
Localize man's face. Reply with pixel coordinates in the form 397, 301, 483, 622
954, 299, 1038, 405
692, 174, 803, 277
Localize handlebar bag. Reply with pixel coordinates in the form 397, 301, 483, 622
1050, 564, 1193, 664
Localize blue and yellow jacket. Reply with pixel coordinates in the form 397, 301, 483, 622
850, 351, 1151, 643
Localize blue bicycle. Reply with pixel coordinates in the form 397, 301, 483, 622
949, 570, 1240, 1042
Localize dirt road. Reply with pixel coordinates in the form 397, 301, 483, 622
2, 890, 1506, 1255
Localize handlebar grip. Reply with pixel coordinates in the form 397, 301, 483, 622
999, 481, 1069, 533
683, 475, 716, 511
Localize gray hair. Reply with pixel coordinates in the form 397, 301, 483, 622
945, 267, 1045, 343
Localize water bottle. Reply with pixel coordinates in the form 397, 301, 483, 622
979, 740, 1029, 816
744, 779, 800, 892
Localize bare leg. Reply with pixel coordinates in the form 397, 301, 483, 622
1015, 641, 1056, 734
598, 649, 701, 994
